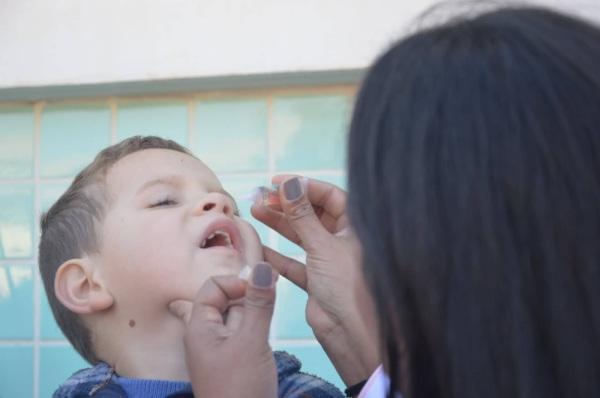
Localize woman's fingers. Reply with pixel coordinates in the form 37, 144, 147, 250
251, 176, 350, 245
263, 246, 307, 290
168, 279, 246, 327
182, 265, 278, 398
187, 275, 247, 337
181, 264, 277, 341
224, 303, 244, 331
272, 175, 349, 222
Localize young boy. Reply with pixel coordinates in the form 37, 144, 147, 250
39, 136, 343, 398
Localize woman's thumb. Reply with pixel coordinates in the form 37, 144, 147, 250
241, 262, 278, 339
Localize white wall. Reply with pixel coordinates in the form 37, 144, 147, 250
0, 0, 599, 90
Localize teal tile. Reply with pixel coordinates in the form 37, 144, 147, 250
272, 95, 350, 171
41, 290, 65, 340
219, 175, 270, 244
0, 265, 33, 339
275, 234, 303, 256
117, 101, 188, 145
0, 185, 33, 259
0, 108, 34, 179
314, 174, 347, 191
40, 104, 110, 178
40, 182, 70, 214
40, 346, 88, 398
273, 277, 313, 339
195, 99, 268, 173
0, 346, 33, 397
272, 343, 344, 391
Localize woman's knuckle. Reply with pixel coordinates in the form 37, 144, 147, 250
289, 202, 314, 220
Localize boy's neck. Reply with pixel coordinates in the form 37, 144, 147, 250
93, 313, 190, 381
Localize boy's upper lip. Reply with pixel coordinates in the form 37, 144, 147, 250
198, 216, 243, 253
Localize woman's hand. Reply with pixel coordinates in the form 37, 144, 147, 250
169, 262, 278, 398
251, 176, 380, 386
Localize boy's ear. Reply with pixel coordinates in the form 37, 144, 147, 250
54, 258, 114, 314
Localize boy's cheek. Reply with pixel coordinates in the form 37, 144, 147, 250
113, 272, 196, 309
239, 221, 264, 264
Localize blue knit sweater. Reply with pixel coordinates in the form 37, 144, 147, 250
52, 351, 344, 398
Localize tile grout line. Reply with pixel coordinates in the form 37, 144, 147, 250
0, 259, 36, 266
109, 98, 118, 144
272, 338, 321, 346
32, 100, 45, 398
187, 98, 196, 149
0, 340, 35, 346
266, 95, 276, 185
0, 340, 70, 346
0, 338, 321, 346
0, 179, 35, 185
0, 178, 71, 185
0, 169, 344, 186
265, 94, 279, 341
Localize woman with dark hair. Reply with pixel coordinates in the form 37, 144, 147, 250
179, 5, 600, 398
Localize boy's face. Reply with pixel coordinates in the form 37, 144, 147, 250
96, 148, 262, 321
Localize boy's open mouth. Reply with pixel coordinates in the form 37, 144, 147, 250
198, 218, 243, 253
201, 231, 233, 249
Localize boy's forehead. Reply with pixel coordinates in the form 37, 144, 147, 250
106, 149, 220, 192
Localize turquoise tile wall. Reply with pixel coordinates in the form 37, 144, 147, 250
117, 101, 188, 145
0, 185, 34, 259
0, 346, 33, 397
272, 95, 349, 171
0, 108, 34, 179
196, 99, 269, 173
274, 276, 314, 339
0, 265, 33, 339
0, 89, 352, 396
39, 346, 87, 398
40, 105, 111, 178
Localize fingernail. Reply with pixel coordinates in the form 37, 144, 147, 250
283, 177, 303, 201
252, 262, 273, 288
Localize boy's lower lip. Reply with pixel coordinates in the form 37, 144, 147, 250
202, 246, 242, 255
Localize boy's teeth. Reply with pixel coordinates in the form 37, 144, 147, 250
201, 230, 234, 249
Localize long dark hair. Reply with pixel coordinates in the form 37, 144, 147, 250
348, 6, 600, 398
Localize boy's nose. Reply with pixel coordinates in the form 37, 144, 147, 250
194, 192, 235, 218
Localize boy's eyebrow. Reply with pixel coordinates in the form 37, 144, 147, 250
136, 176, 183, 194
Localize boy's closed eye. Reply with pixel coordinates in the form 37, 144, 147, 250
149, 197, 178, 208
148, 194, 240, 217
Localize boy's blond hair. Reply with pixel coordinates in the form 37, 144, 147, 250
39, 136, 194, 363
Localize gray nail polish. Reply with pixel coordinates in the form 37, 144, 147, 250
284, 178, 302, 201
252, 262, 273, 288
